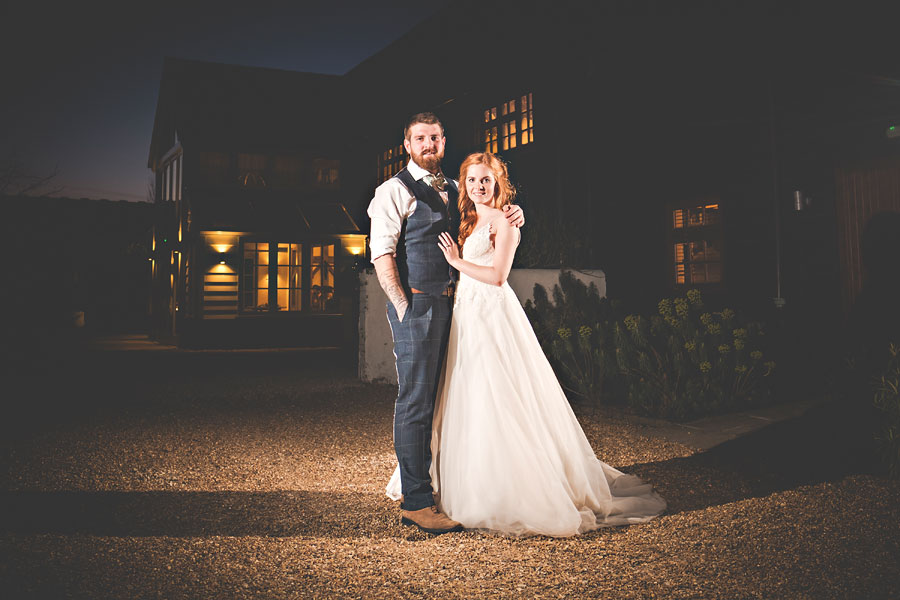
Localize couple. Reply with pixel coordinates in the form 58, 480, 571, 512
368, 112, 666, 537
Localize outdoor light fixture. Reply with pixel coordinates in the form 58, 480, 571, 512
792, 190, 811, 211
219, 260, 226, 265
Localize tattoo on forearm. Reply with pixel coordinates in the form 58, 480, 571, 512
376, 262, 408, 320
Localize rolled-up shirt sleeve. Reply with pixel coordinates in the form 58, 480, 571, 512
367, 180, 414, 260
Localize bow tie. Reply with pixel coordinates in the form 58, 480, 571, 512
423, 173, 447, 192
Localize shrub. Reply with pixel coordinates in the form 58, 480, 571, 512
524, 271, 621, 404
613, 289, 775, 421
873, 344, 900, 478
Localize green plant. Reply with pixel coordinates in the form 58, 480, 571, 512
873, 344, 900, 478
614, 289, 775, 420
524, 271, 621, 404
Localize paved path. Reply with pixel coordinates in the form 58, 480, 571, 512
618, 398, 822, 451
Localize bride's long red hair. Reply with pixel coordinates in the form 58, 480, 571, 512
456, 152, 516, 250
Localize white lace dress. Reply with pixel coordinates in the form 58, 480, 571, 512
387, 222, 666, 536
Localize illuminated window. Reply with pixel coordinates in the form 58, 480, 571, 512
483, 92, 534, 153
670, 201, 723, 285
243, 241, 303, 312
288, 243, 303, 311
673, 203, 720, 229
310, 244, 335, 312
377, 143, 406, 184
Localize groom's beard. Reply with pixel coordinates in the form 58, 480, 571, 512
411, 147, 444, 173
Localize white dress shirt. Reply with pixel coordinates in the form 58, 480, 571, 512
367, 160, 455, 261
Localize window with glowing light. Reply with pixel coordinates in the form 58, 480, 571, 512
242, 242, 303, 312
670, 201, 723, 286
377, 143, 406, 184
310, 244, 335, 312
483, 93, 534, 153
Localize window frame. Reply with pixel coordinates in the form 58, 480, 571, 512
240, 239, 305, 313
238, 239, 339, 314
667, 198, 725, 289
376, 142, 406, 184
481, 92, 535, 154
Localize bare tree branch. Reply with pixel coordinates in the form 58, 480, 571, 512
0, 153, 62, 197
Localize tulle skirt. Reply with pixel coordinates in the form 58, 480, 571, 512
387, 279, 666, 537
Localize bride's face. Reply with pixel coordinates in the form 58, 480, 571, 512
465, 164, 497, 207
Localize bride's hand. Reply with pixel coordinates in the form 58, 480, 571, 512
438, 232, 460, 265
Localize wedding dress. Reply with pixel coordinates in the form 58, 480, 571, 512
387, 222, 666, 536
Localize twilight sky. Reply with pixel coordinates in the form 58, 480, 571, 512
1, 0, 449, 202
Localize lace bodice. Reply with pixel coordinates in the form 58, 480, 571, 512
461, 222, 495, 266
454, 222, 510, 308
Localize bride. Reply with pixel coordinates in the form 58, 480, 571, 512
387, 152, 666, 537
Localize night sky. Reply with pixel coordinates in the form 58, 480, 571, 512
1, 0, 449, 202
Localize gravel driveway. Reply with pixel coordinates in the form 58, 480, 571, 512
2, 348, 898, 599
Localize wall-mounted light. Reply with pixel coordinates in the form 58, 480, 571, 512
792, 190, 811, 211
219, 260, 226, 265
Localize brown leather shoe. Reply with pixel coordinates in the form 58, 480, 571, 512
400, 505, 463, 534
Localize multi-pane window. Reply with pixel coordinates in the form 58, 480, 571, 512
377, 143, 406, 184
310, 244, 335, 312
243, 242, 269, 310
243, 242, 303, 311
287, 243, 303, 311
673, 204, 720, 229
671, 202, 723, 285
483, 92, 534, 153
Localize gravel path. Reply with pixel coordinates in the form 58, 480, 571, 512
2, 349, 899, 599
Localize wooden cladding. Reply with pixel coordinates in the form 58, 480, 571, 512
203, 270, 239, 319
834, 155, 900, 313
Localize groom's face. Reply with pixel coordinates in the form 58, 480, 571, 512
404, 123, 445, 173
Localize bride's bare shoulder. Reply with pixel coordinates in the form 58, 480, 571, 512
489, 212, 515, 234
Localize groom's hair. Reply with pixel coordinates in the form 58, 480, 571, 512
404, 112, 444, 140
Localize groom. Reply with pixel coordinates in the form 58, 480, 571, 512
368, 112, 523, 534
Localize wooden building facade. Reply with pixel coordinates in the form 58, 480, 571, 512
148, 59, 365, 349
337, 0, 900, 362
148, 1, 900, 356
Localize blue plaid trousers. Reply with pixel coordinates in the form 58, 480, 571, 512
386, 293, 452, 511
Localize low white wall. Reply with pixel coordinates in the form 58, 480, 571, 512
358, 268, 606, 382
